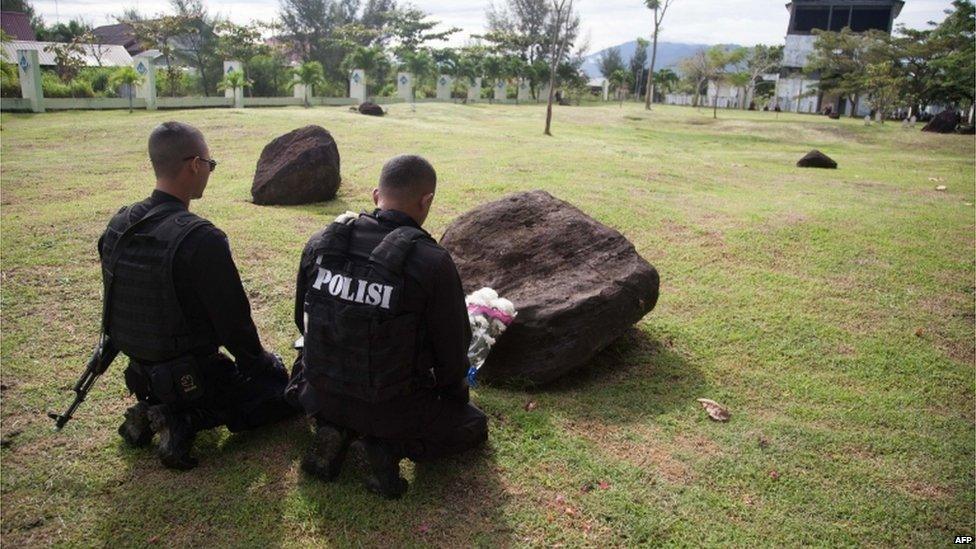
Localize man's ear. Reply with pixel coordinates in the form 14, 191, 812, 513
372, 188, 380, 206
420, 192, 434, 210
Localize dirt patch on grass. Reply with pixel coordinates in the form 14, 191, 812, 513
561, 419, 695, 484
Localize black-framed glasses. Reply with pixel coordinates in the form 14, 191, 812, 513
183, 156, 218, 172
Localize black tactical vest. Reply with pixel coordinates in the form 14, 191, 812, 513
303, 215, 432, 403
100, 202, 215, 362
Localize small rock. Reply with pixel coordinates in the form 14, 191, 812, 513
358, 101, 385, 116
914, 327, 924, 337
796, 150, 837, 169
769, 470, 780, 480
936, 185, 947, 191
524, 401, 538, 412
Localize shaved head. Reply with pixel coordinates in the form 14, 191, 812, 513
148, 121, 207, 179
378, 155, 437, 201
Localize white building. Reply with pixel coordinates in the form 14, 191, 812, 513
774, 0, 904, 115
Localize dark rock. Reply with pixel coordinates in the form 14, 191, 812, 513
828, 112, 840, 120
922, 110, 961, 133
358, 102, 384, 116
796, 149, 837, 169
956, 124, 975, 135
441, 190, 660, 385
251, 125, 341, 205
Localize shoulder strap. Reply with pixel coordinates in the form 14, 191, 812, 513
312, 221, 354, 259
369, 226, 429, 275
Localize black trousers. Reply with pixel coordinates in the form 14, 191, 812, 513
125, 352, 296, 433
403, 400, 488, 462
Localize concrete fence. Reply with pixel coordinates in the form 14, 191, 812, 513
0, 52, 594, 113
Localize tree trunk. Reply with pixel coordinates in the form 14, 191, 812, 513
645, 12, 659, 110
713, 90, 718, 119
544, 65, 557, 135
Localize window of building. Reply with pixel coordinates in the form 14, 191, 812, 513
793, 7, 830, 32
829, 6, 852, 31
850, 7, 891, 32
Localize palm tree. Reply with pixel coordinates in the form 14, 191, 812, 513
218, 70, 251, 105
653, 68, 679, 101
609, 69, 631, 106
289, 61, 325, 108
342, 46, 387, 99
400, 50, 434, 102
109, 66, 144, 113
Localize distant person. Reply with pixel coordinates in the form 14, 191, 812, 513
102, 121, 295, 470
290, 155, 487, 499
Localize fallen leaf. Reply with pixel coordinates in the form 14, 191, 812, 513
580, 483, 594, 493
418, 523, 431, 534
598, 481, 610, 490
564, 506, 576, 516
148, 536, 160, 544
524, 401, 538, 412
935, 185, 947, 191
696, 398, 731, 421
554, 494, 566, 504
758, 436, 770, 450
769, 470, 780, 480
914, 327, 924, 337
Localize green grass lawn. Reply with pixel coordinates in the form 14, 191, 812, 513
1, 102, 973, 547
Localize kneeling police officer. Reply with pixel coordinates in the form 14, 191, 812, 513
103, 121, 295, 470
290, 155, 488, 498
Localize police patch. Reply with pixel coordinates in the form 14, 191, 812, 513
311, 260, 395, 309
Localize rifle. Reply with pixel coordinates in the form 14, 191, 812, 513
47, 335, 119, 430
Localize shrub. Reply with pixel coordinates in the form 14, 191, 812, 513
42, 72, 72, 98
0, 61, 20, 98
69, 79, 95, 98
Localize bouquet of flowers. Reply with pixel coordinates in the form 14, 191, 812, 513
465, 287, 517, 386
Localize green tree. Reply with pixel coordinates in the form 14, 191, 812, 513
704, 45, 747, 118
109, 66, 144, 112
609, 68, 631, 106
653, 68, 679, 99
806, 28, 890, 117
630, 37, 649, 98
290, 60, 326, 107
400, 49, 433, 99
860, 62, 900, 123
643, 0, 676, 109
247, 53, 288, 96
597, 46, 625, 80
743, 44, 782, 109
43, 39, 85, 82
544, 0, 575, 135
218, 69, 251, 101
37, 19, 90, 42
928, 0, 975, 114
126, 12, 192, 97
215, 20, 271, 97
342, 45, 388, 98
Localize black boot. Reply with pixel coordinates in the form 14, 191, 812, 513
117, 401, 153, 448
355, 437, 409, 500
147, 405, 198, 471
301, 422, 353, 481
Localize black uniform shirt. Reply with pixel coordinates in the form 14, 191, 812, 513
294, 209, 472, 392
98, 190, 268, 373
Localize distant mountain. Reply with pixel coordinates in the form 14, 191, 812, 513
582, 40, 742, 79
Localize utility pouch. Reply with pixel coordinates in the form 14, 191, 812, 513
145, 355, 205, 404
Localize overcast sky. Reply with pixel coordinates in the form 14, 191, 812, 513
31, 0, 957, 52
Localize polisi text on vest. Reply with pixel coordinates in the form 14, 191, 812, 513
313, 257, 394, 309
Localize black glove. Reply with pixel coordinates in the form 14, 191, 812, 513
439, 378, 470, 404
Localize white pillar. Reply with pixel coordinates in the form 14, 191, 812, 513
436, 74, 453, 100
538, 82, 551, 102
133, 54, 156, 111
397, 72, 413, 101
349, 69, 365, 102
602, 80, 609, 101
16, 49, 43, 113
517, 78, 531, 102
223, 60, 244, 108
494, 79, 507, 101
467, 77, 482, 102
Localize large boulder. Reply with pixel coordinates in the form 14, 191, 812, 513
796, 149, 837, 169
922, 110, 960, 134
251, 125, 340, 205
441, 190, 660, 385
358, 102, 384, 116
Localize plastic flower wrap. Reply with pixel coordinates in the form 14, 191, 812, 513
465, 287, 517, 386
